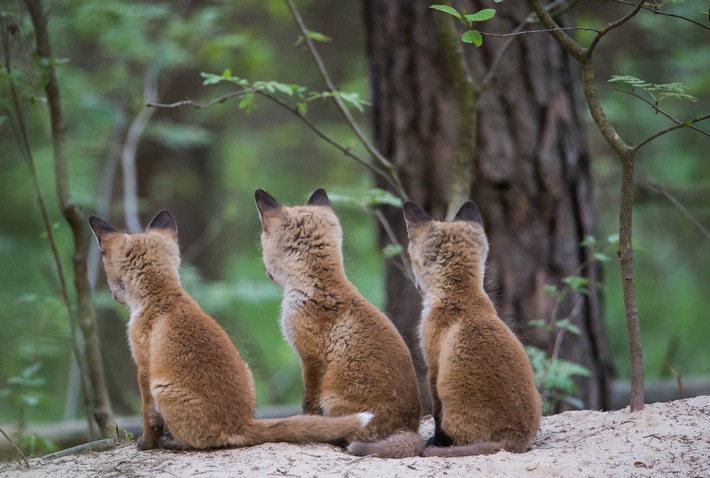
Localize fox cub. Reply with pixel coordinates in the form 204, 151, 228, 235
403, 200, 541, 457
255, 188, 424, 458
89, 210, 371, 450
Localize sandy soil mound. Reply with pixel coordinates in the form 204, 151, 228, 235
2, 395, 708, 477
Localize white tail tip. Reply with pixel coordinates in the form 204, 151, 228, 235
358, 412, 375, 426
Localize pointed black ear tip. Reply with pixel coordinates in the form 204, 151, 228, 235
306, 187, 331, 207
147, 209, 177, 232
255, 188, 280, 210
454, 200, 483, 224
89, 215, 116, 233
403, 200, 430, 223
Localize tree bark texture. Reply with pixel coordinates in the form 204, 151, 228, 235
363, 0, 612, 411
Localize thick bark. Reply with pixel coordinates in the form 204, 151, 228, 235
363, 0, 612, 411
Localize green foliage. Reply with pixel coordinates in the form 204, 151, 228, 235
527, 347, 592, 412
0, 362, 57, 454
429, 4, 496, 46
201, 70, 371, 113
608, 75, 697, 104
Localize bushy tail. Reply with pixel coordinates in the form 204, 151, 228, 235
347, 431, 425, 459
227, 412, 373, 447
423, 440, 524, 457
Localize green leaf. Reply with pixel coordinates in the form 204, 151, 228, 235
364, 188, 404, 207
382, 244, 404, 258
200, 72, 222, 85
528, 319, 547, 328
461, 29, 483, 46
562, 275, 591, 292
296, 102, 308, 116
464, 9, 496, 22
273, 82, 294, 96
593, 252, 611, 262
306, 31, 331, 43
429, 5, 462, 20
238, 93, 255, 114
555, 318, 582, 335
580, 235, 599, 248
542, 284, 559, 297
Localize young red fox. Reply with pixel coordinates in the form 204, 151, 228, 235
403, 200, 541, 457
89, 210, 371, 450
255, 188, 424, 458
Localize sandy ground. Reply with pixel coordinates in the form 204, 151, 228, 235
1, 395, 708, 477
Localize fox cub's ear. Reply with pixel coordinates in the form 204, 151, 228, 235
147, 210, 178, 238
255, 188, 281, 229
403, 201, 431, 226
453, 201, 483, 225
89, 216, 117, 245
306, 188, 332, 208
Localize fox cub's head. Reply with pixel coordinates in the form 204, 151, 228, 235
403, 200, 488, 297
255, 188, 343, 287
89, 211, 180, 306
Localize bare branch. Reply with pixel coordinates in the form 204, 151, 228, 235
0, 427, 29, 469
635, 114, 710, 152
122, 64, 159, 233
604, 0, 710, 32
528, 0, 587, 60
647, 182, 710, 240
587, 0, 644, 55
480, 26, 601, 39
373, 209, 415, 283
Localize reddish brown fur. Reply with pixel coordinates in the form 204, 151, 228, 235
256, 189, 423, 458
404, 201, 542, 457
89, 210, 371, 450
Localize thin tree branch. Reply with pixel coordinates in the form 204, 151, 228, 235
1, 10, 97, 440
634, 114, 710, 152
122, 63, 159, 233
23, 0, 115, 435
374, 209, 414, 283
647, 183, 710, 240
528, 0, 587, 60
600, 85, 710, 139
480, 26, 601, 39
148, 90, 398, 191
283, 0, 407, 199
587, 0, 645, 55
529, 0, 645, 412
603, 0, 710, 32
0, 427, 30, 469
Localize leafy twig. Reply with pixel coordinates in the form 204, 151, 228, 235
148, 90, 392, 184
283, 0, 407, 199
600, 85, 710, 140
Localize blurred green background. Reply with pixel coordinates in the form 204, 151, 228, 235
0, 0, 708, 438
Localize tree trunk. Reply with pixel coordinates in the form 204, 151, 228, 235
363, 0, 612, 411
